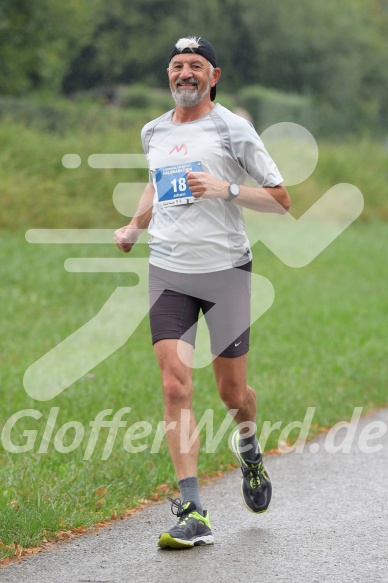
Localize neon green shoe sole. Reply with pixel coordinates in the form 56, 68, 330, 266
158, 531, 214, 549
158, 499, 214, 549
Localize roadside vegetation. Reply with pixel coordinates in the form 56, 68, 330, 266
0, 105, 387, 559
1, 0, 387, 562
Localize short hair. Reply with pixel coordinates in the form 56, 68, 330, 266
174, 37, 201, 52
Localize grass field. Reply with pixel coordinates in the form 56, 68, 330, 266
1, 118, 388, 231
0, 110, 387, 559
0, 219, 387, 559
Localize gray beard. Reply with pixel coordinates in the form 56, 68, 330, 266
171, 80, 211, 109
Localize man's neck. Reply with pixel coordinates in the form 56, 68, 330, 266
172, 99, 215, 123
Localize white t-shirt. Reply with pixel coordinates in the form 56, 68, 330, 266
141, 103, 283, 274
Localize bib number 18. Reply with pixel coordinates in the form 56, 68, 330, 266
171, 176, 187, 194
155, 160, 201, 205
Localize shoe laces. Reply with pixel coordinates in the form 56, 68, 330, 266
242, 460, 265, 491
168, 497, 190, 518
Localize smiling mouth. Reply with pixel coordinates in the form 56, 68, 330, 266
176, 79, 198, 90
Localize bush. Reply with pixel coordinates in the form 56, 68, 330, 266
0, 95, 157, 134
115, 84, 173, 111
237, 85, 315, 133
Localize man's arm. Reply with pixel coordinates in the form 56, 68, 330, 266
234, 183, 290, 213
186, 172, 290, 213
114, 183, 155, 253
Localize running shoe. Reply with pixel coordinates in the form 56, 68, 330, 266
158, 498, 214, 549
231, 429, 272, 513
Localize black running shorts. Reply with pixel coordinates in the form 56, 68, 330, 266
148, 262, 251, 358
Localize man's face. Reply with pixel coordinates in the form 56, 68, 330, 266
167, 53, 215, 108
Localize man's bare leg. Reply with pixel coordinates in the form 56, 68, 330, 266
155, 340, 214, 548
213, 353, 272, 513
212, 353, 257, 433
153, 339, 199, 481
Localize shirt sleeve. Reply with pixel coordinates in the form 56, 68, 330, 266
230, 119, 284, 187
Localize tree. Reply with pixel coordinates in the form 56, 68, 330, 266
0, 0, 101, 94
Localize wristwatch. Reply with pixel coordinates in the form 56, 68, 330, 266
226, 182, 240, 202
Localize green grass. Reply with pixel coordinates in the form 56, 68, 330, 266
0, 221, 387, 559
286, 139, 388, 221
0, 111, 387, 558
0, 118, 387, 230
0, 119, 149, 230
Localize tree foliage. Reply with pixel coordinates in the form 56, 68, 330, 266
1, 0, 387, 133
0, 0, 101, 94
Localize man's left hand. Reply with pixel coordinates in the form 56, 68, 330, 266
186, 171, 228, 199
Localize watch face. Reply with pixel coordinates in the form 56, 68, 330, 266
230, 183, 240, 196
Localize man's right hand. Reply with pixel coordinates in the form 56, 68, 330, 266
114, 225, 139, 253
114, 183, 154, 252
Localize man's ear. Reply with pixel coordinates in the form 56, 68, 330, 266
211, 67, 222, 87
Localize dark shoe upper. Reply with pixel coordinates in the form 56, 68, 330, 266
158, 498, 214, 548
240, 458, 272, 512
167, 499, 212, 539
232, 430, 272, 513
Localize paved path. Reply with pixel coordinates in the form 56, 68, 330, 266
1, 409, 387, 583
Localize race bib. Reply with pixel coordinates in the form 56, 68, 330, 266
155, 161, 202, 207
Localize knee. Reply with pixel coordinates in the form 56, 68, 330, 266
219, 381, 251, 411
222, 394, 246, 412
162, 375, 192, 408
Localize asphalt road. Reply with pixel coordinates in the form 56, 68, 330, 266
1, 409, 387, 583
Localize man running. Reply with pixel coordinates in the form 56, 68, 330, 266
114, 36, 290, 549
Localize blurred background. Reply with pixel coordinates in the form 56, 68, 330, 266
1, 0, 388, 227
2, 0, 388, 133
0, 0, 387, 561
1, 0, 388, 228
